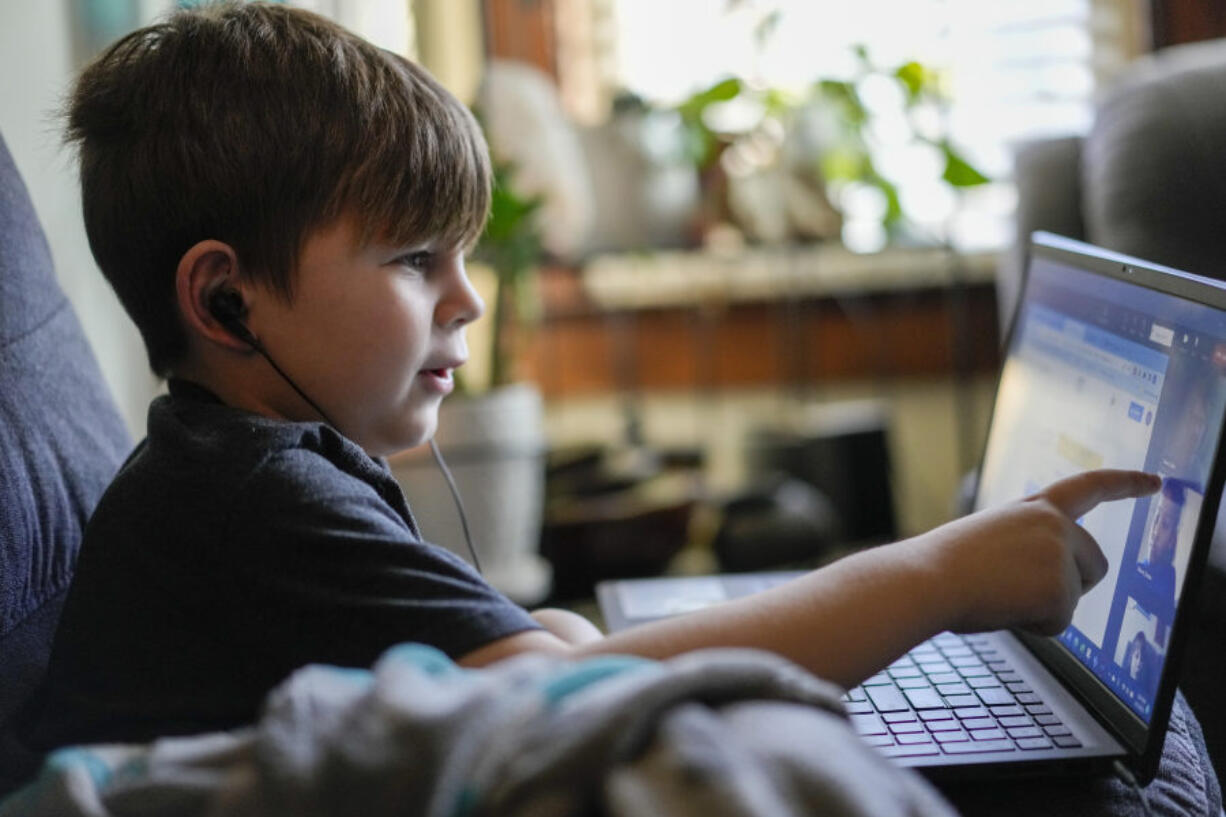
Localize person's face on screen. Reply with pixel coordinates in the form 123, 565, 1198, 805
1166, 381, 1209, 473
1146, 493, 1180, 566
1128, 638, 1143, 679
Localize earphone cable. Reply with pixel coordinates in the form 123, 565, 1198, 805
248, 338, 339, 430
429, 438, 482, 574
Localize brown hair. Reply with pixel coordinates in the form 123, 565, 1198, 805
65, 1, 491, 375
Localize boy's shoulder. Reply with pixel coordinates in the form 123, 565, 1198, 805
95, 380, 416, 539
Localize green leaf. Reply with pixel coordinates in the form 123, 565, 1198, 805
677, 77, 742, 121
894, 61, 926, 103
939, 143, 990, 187
817, 80, 867, 127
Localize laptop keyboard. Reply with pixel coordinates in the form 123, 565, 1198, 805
845, 632, 1084, 758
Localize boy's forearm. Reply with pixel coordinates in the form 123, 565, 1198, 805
571, 538, 955, 689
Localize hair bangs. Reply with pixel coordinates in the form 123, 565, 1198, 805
342, 55, 492, 253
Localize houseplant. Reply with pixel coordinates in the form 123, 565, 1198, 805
672, 46, 990, 248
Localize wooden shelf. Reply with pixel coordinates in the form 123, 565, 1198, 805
522, 247, 1003, 399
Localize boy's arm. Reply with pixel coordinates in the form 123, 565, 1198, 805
460, 469, 1159, 689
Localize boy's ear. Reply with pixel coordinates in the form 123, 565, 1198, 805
175, 240, 253, 353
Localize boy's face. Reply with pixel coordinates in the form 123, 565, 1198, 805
250, 216, 484, 456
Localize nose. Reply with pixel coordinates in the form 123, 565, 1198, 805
437, 254, 485, 329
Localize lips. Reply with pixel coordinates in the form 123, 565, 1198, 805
418, 358, 464, 395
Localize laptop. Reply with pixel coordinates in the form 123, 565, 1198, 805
598, 232, 1226, 782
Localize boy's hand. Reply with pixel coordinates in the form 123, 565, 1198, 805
918, 469, 1161, 636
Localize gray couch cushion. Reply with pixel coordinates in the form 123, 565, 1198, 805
0, 132, 130, 725
1083, 39, 1226, 277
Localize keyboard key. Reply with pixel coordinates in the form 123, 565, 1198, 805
927, 719, 964, 732
1024, 704, 1052, 716
920, 709, 955, 722
969, 727, 1007, 740
898, 677, 933, 690
989, 705, 1024, 718
889, 720, 925, 734
1033, 714, 1061, 726
936, 683, 972, 696
944, 695, 980, 708
1015, 692, 1042, 705
896, 732, 935, 745
845, 700, 874, 714
986, 660, 1009, 672
977, 688, 1015, 706
845, 688, 867, 702
881, 743, 941, 758
960, 717, 995, 731
1017, 737, 1053, 750
882, 712, 918, 723
1053, 735, 1083, 748
863, 674, 893, 686
941, 646, 974, 658
934, 730, 969, 743
957, 665, 993, 678
1006, 682, 1033, 694
866, 685, 910, 712
890, 656, 916, 668
1006, 726, 1044, 740
1044, 725, 1073, 737
997, 715, 1032, 729
889, 666, 923, 679
919, 661, 955, 676
862, 733, 895, 747
949, 655, 983, 668
996, 671, 1023, 683
927, 672, 961, 685
850, 713, 888, 735
967, 676, 1002, 689
933, 633, 963, 646
954, 707, 990, 719
941, 739, 1016, 754
904, 688, 947, 710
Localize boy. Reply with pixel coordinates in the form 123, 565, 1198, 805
11, 0, 1159, 787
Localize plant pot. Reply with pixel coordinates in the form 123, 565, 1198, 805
389, 382, 552, 606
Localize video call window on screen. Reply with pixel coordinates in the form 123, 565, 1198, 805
982, 258, 1226, 722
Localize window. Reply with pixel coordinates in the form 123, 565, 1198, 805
600, 0, 1145, 250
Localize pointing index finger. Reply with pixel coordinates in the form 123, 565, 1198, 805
1034, 470, 1162, 520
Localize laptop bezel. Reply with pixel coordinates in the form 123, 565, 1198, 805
983, 231, 1226, 783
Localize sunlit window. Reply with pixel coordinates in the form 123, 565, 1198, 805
606, 0, 1139, 251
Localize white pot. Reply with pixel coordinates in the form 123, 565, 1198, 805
390, 383, 552, 605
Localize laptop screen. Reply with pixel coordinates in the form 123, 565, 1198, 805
975, 248, 1226, 723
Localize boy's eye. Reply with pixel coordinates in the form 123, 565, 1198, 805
397, 251, 433, 271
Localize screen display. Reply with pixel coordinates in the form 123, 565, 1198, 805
976, 255, 1226, 721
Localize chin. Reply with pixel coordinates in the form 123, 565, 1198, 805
391, 417, 439, 456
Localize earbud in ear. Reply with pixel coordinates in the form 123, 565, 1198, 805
207, 288, 257, 347
208, 288, 246, 321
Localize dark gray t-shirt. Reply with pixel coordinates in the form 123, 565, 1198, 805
16, 380, 539, 753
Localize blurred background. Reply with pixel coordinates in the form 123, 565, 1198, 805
2, 0, 1224, 608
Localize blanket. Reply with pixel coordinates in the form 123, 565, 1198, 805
0, 645, 954, 817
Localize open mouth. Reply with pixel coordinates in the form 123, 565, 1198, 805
420, 367, 455, 394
